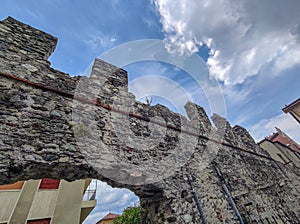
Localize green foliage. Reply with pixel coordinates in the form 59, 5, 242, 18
114, 206, 141, 224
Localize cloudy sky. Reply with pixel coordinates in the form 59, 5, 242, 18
1, 0, 299, 222
83, 181, 139, 223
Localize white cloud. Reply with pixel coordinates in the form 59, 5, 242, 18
85, 31, 117, 50
249, 113, 300, 143
272, 44, 300, 75
153, 0, 300, 85
125, 60, 227, 117
83, 181, 139, 224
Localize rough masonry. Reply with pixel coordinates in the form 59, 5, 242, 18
0, 17, 299, 224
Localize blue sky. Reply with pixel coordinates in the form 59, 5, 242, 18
1, 0, 300, 223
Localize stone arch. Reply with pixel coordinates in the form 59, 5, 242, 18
0, 17, 300, 223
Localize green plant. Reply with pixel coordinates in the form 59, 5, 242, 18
114, 206, 141, 224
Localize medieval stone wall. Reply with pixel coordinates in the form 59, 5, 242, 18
0, 17, 299, 223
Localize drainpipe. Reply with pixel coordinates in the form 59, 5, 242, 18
213, 164, 244, 224
186, 173, 207, 224
222, 184, 244, 224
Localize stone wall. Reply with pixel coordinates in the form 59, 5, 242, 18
0, 17, 299, 223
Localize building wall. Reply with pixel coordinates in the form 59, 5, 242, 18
283, 99, 300, 123
0, 179, 95, 224
274, 142, 300, 168
28, 190, 59, 220
0, 191, 20, 223
259, 140, 300, 168
51, 180, 86, 224
9, 180, 40, 224
291, 103, 300, 122
259, 140, 289, 163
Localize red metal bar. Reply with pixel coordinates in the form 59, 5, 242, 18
0, 71, 274, 161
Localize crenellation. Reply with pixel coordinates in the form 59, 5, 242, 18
0, 16, 299, 223
211, 113, 239, 147
233, 125, 270, 155
184, 101, 211, 136
0, 17, 57, 60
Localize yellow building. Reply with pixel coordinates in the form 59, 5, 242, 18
259, 127, 300, 168
0, 179, 96, 224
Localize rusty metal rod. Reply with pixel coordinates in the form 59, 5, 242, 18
186, 173, 207, 224
0, 70, 275, 161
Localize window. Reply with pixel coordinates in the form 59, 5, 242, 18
276, 153, 287, 163
27, 218, 51, 224
39, 178, 60, 190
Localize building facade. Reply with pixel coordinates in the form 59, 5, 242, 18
283, 98, 300, 123
259, 127, 300, 169
0, 179, 96, 224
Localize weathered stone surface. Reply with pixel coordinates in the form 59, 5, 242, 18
0, 17, 299, 223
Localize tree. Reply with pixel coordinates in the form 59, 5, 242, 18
113, 206, 141, 224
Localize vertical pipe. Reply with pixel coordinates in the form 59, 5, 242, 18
186, 174, 207, 224
213, 164, 244, 224
223, 184, 244, 224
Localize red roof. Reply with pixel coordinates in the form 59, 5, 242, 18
98, 213, 120, 222
266, 127, 300, 153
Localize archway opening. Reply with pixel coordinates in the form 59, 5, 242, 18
83, 180, 140, 224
